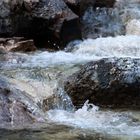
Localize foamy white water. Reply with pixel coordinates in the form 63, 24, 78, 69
48, 101, 140, 136
11, 35, 139, 68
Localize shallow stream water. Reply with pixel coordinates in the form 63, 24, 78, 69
1, 0, 140, 139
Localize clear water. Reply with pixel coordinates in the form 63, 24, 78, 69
0, 0, 140, 139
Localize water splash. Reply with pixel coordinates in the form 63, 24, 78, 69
48, 101, 140, 136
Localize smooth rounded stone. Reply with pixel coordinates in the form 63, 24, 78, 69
64, 57, 140, 109
0, 76, 45, 127
0, 0, 81, 49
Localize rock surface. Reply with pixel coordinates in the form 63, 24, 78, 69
0, 0, 81, 49
64, 0, 115, 16
64, 58, 140, 109
0, 38, 37, 52
0, 76, 45, 127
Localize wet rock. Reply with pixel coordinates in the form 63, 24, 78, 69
0, 0, 81, 49
43, 88, 74, 111
64, 0, 115, 16
7, 39, 37, 52
0, 38, 37, 52
64, 58, 140, 109
0, 76, 44, 127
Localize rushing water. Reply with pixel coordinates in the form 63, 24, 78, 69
0, 34, 140, 140
1, 0, 140, 139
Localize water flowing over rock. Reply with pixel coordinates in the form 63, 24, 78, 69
0, 0, 81, 49
64, 57, 140, 109
0, 76, 45, 127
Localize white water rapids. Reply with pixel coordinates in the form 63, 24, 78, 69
3, 35, 139, 138
1, 0, 140, 139
4, 35, 140, 68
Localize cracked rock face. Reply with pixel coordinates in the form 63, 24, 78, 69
64, 58, 140, 109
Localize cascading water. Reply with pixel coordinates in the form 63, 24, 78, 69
0, 0, 140, 139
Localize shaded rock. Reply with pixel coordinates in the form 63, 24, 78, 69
64, 0, 95, 15
0, 0, 81, 49
0, 45, 6, 54
0, 76, 45, 127
64, 58, 140, 109
95, 0, 116, 8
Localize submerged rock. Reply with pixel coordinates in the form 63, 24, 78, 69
0, 0, 81, 49
64, 58, 140, 109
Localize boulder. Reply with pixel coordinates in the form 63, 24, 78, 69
64, 58, 140, 109
0, 0, 81, 49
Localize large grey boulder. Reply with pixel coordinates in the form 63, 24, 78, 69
64, 58, 140, 109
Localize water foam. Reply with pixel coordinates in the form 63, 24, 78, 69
48, 101, 140, 136
2, 35, 140, 69
74, 35, 140, 58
